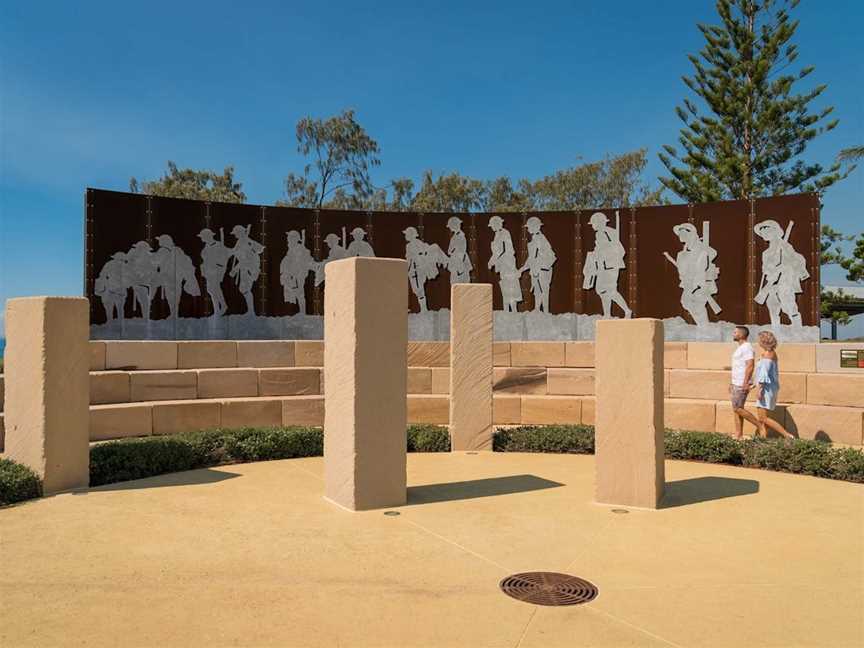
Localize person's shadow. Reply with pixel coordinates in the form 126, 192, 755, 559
660, 476, 759, 508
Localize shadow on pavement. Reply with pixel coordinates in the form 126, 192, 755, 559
661, 476, 759, 508
89, 468, 242, 492
407, 474, 564, 505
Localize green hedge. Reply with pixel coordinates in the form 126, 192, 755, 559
493, 425, 594, 454
6, 423, 861, 506
494, 426, 864, 483
90, 424, 450, 487
0, 458, 42, 505
407, 424, 452, 452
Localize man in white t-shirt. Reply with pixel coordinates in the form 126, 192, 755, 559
730, 326, 761, 439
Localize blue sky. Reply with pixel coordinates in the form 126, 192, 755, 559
1, 0, 862, 327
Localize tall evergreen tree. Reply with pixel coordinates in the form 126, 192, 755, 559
659, 0, 847, 202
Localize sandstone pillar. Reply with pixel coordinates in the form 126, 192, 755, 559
324, 258, 408, 510
595, 318, 665, 509
4, 297, 90, 494
449, 284, 493, 450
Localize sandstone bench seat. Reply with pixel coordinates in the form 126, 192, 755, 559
87, 366, 850, 406
88, 367, 325, 405
89, 395, 326, 441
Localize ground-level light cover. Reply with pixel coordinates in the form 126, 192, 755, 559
1, 452, 860, 647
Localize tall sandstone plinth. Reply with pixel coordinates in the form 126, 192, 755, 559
323, 258, 408, 510
4, 297, 90, 494
595, 318, 665, 509
449, 284, 493, 450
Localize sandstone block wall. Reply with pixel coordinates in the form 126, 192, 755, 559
2, 339, 861, 448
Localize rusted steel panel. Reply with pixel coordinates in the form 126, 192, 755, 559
85, 189, 819, 327
632, 203, 691, 321
87, 190, 149, 325
262, 206, 315, 317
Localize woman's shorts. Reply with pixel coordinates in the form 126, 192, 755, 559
730, 386, 749, 409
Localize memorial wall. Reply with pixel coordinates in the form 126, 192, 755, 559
85, 189, 821, 341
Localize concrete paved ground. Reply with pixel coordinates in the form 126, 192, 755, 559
1, 453, 861, 647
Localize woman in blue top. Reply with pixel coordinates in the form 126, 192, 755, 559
754, 331, 794, 439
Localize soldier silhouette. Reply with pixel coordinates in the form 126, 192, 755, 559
583, 211, 631, 318
95, 251, 128, 323
404, 226, 447, 313
280, 230, 316, 313
754, 219, 809, 328
663, 222, 721, 327
198, 228, 231, 316
518, 216, 557, 313
154, 235, 200, 319
487, 216, 522, 312
315, 232, 350, 287
346, 227, 375, 257
446, 217, 472, 283
126, 240, 157, 320
228, 224, 264, 315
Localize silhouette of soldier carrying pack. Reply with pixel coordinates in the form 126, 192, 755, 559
446, 216, 472, 283
518, 216, 556, 313
280, 230, 316, 314
95, 251, 128, 323
126, 240, 157, 320
228, 224, 264, 315
754, 219, 809, 328
198, 228, 231, 316
583, 211, 631, 318
404, 226, 448, 313
662, 222, 721, 327
487, 216, 522, 312
154, 235, 200, 319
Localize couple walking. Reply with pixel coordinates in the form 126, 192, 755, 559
729, 326, 794, 440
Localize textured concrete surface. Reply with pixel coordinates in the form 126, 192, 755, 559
1, 453, 860, 648
596, 319, 665, 509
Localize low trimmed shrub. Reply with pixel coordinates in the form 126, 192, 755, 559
91, 424, 451, 487
407, 424, 451, 452
220, 427, 324, 462
492, 425, 864, 483
664, 430, 743, 465
90, 434, 215, 486
0, 458, 42, 505
493, 425, 594, 454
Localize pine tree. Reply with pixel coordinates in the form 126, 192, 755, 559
659, 0, 847, 202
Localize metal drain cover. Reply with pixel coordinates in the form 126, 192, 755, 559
499, 572, 598, 606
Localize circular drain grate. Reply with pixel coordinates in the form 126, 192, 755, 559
499, 572, 598, 606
